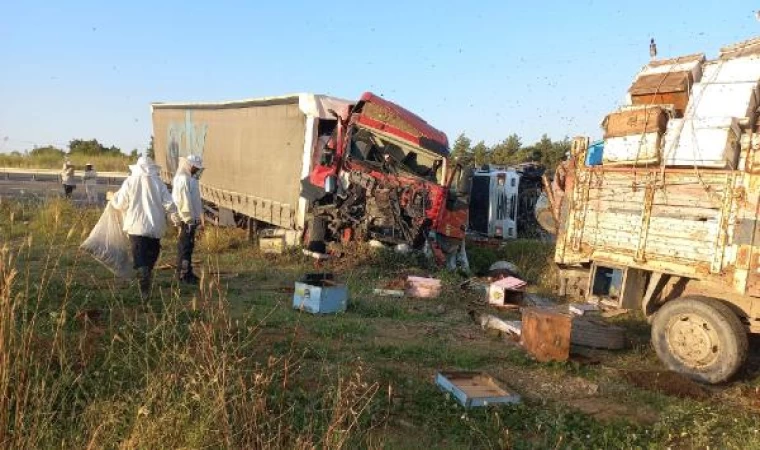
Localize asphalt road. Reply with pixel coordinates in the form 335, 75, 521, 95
0, 178, 120, 204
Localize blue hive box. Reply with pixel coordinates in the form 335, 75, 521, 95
585, 140, 604, 166
293, 280, 348, 314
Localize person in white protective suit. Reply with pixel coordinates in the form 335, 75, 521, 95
111, 156, 180, 299
172, 154, 204, 284
82, 163, 98, 204
61, 161, 76, 198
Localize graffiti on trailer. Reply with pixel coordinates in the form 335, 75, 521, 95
167, 111, 208, 174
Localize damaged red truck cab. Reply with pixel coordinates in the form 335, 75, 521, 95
304, 92, 467, 255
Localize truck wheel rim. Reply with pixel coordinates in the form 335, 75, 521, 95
666, 313, 720, 368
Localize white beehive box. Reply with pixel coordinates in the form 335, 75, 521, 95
663, 117, 741, 168
603, 132, 662, 166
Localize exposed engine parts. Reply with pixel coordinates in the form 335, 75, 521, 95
311, 170, 433, 248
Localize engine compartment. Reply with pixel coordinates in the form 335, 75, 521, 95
312, 170, 435, 249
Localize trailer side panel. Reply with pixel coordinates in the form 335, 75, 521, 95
153, 101, 307, 229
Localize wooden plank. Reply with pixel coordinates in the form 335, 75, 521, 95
584, 232, 714, 263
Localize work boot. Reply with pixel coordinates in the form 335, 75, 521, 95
181, 272, 200, 285
177, 260, 199, 285
137, 266, 152, 300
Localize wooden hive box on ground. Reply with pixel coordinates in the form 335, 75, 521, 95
520, 307, 572, 362
435, 371, 521, 408
293, 275, 348, 314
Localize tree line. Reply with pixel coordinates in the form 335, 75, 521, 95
6, 138, 153, 160
449, 132, 570, 171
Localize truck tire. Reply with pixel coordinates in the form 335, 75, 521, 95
651, 296, 748, 384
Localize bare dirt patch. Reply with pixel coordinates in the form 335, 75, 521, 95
623, 370, 710, 400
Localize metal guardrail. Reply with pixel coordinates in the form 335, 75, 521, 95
0, 167, 128, 185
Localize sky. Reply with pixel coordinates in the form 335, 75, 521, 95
1, 0, 759, 154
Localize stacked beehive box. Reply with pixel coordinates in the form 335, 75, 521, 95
602, 105, 670, 165
628, 53, 704, 117
599, 38, 760, 169
600, 55, 703, 166
662, 52, 760, 168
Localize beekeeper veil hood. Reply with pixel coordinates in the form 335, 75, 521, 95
129, 156, 160, 176
179, 154, 204, 178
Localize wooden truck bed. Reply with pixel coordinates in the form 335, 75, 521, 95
555, 133, 760, 304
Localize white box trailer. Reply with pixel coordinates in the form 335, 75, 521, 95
151, 93, 352, 243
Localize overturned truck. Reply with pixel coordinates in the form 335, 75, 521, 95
152, 92, 469, 263
543, 37, 760, 383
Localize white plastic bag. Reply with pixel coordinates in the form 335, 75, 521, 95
80, 203, 132, 278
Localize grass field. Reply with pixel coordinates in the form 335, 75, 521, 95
0, 153, 133, 172
2, 198, 760, 448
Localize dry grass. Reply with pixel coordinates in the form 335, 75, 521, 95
0, 153, 133, 172
0, 200, 383, 449
3, 199, 760, 449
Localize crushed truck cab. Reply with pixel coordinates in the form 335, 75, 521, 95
151, 92, 468, 264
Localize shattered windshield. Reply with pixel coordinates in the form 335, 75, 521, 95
348, 126, 444, 183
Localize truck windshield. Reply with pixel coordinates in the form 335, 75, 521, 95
348, 126, 444, 184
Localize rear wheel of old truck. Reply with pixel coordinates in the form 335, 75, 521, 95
651, 296, 748, 384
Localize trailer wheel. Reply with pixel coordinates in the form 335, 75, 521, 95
651, 296, 748, 384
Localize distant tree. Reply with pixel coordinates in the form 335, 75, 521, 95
146, 136, 155, 160
9, 151, 22, 157
532, 134, 554, 163
28, 146, 65, 158
471, 141, 490, 167
490, 133, 522, 166
130, 149, 139, 160
450, 133, 471, 165
69, 139, 122, 156
544, 137, 571, 171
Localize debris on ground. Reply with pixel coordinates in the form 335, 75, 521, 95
477, 313, 522, 337
600, 308, 630, 319
522, 293, 558, 308
569, 303, 600, 316
459, 277, 490, 293
373, 288, 405, 297
571, 316, 627, 350
302, 249, 331, 260
436, 371, 521, 407
405, 276, 442, 298
488, 276, 526, 306
488, 260, 521, 279
374, 277, 407, 297
293, 273, 348, 314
